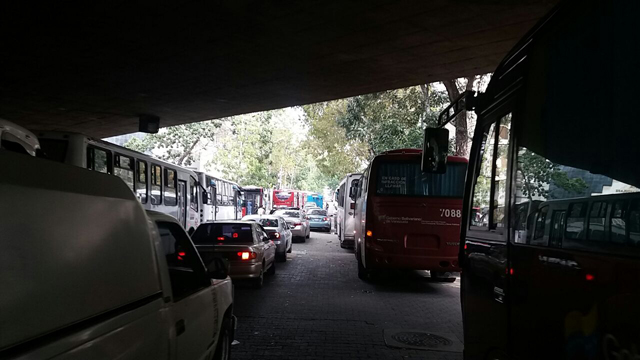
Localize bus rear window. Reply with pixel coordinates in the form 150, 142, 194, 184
192, 223, 254, 244
375, 161, 466, 197
39, 139, 68, 163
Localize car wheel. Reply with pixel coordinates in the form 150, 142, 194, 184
213, 316, 232, 360
340, 241, 346, 249
287, 243, 292, 253
357, 248, 368, 280
253, 267, 264, 289
267, 259, 276, 275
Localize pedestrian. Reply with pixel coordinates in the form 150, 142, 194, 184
257, 205, 266, 215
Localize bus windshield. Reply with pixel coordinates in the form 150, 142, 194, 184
375, 161, 465, 198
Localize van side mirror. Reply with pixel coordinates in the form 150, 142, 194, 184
202, 191, 209, 204
422, 127, 449, 174
207, 257, 229, 279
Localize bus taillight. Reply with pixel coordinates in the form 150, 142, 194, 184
366, 230, 373, 237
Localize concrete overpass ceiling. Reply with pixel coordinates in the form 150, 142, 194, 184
1, 0, 556, 138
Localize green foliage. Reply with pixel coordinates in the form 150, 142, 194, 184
302, 101, 369, 187
337, 86, 448, 157
125, 120, 222, 166
518, 149, 589, 199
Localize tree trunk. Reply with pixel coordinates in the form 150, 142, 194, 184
419, 84, 430, 129
177, 138, 200, 166
443, 76, 477, 158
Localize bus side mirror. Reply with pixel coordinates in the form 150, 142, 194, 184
422, 127, 449, 174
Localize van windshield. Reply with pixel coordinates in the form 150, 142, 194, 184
375, 161, 466, 198
192, 223, 254, 244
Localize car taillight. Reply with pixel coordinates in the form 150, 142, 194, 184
294, 222, 302, 226
217, 236, 225, 241
274, 232, 281, 239
323, 217, 328, 221
237, 251, 256, 260
269, 232, 281, 239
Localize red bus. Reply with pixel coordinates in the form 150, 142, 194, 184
353, 149, 468, 280
423, 1, 640, 358
273, 189, 298, 208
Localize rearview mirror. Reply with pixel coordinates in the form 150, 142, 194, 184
422, 127, 449, 174
207, 257, 229, 279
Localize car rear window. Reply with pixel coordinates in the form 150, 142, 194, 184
309, 209, 327, 216
256, 218, 278, 227
275, 210, 300, 218
192, 223, 254, 244
375, 161, 466, 198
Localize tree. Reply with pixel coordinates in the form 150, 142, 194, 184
442, 76, 478, 157
518, 149, 589, 201
125, 120, 223, 166
337, 85, 449, 157
302, 101, 369, 184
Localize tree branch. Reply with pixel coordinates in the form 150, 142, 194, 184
177, 137, 200, 166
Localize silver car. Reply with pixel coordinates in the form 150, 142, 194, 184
242, 215, 293, 261
272, 209, 310, 242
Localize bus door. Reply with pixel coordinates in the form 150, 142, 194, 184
463, 112, 512, 359
177, 180, 187, 228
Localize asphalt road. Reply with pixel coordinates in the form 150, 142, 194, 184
231, 230, 463, 360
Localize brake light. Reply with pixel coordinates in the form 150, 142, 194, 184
366, 230, 372, 237
217, 236, 225, 241
237, 251, 256, 260
233, 233, 239, 238
585, 274, 595, 281
294, 223, 302, 226
323, 217, 328, 221
273, 232, 281, 239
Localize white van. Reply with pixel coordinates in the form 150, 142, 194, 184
336, 173, 362, 248
0, 150, 235, 360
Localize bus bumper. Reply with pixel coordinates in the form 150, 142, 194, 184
365, 249, 460, 272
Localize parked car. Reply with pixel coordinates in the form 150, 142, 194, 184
303, 202, 318, 210
0, 151, 235, 360
272, 209, 310, 241
307, 208, 331, 232
192, 221, 277, 288
242, 215, 293, 261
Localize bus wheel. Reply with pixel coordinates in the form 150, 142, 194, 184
357, 251, 368, 280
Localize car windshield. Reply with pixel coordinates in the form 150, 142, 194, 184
192, 223, 254, 244
275, 210, 300, 218
309, 209, 327, 216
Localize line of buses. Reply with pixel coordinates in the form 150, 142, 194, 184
8, 1, 639, 356
34, 131, 325, 235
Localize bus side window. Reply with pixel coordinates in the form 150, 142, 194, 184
470, 113, 511, 232
87, 146, 112, 174
136, 160, 148, 204
164, 168, 177, 206
151, 164, 162, 205
565, 202, 587, 240
190, 182, 198, 211
531, 206, 549, 246
628, 200, 640, 246
610, 201, 627, 244
114, 154, 134, 191
588, 202, 608, 241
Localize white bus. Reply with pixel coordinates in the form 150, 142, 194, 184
196, 172, 243, 221
336, 173, 362, 249
37, 132, 204, 233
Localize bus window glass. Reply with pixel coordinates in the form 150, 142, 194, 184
151, 165, 162, 205
190, 183, 198, 211
375, 161, 465, 197
629, 201, 640, 246
532, 206, 548, 245
493, 114, 511, 228
610, 201, 627, 244
165, 168, 177, 206
471, 122, 497, 229
114, 154, 134, 191
588, 202, 608, 241
136, 160, 148, 203
87, 147, 110, 174
565, 203, 587, 240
